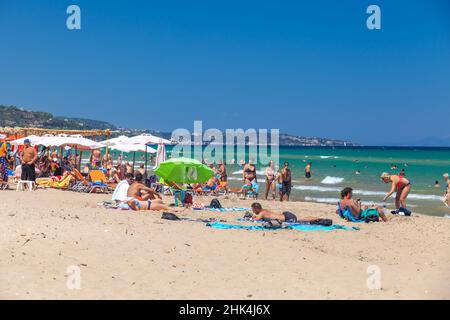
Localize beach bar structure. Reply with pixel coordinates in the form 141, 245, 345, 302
0, 127, 111, 140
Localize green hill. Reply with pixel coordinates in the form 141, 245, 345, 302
0, 105, 116, 130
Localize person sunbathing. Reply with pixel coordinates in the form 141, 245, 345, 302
127, 198, 178, 212
203, 175, 219, 191
127, 172, 161, 201
250, 202, 329, 224
338, 187, 388, 222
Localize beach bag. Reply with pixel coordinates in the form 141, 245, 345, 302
263, 219, 283, 229
365, 215, 379, 223
183, 192, 193, 205
161, 212, 180, 221
210, 198, 222, 209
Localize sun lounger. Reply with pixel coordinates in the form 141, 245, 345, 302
89, 170, 116, 192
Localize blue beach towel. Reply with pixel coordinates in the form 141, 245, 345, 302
207, 222, 357, 231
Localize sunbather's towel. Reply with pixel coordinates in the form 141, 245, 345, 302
206, 222, 357, 231
111, 180, 129, 202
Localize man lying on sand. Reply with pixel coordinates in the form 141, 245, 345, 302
127, 172, 161, 201
338, 187, 388, 222
250, 202, 331, 225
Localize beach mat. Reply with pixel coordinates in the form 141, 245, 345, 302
206, 222, 357, 231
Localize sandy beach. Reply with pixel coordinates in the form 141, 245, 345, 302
1, 188, 449, 300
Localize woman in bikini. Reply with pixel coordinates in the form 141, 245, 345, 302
264, 160, 276, 200
243, 163, 257, 183
380, 172, 411, 212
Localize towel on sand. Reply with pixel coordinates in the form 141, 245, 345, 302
206, 222, 357, 231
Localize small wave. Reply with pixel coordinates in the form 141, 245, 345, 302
293, 185, 340, 192
353, 189, 385, 196
304, 196, 338, 204
407, 194, 442, 201
320, 156, 339, 159
295, 185, 439, 202
321, 176, 344, 184
232, 170, 265, 176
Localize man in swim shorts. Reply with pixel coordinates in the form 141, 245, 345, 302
250, 202, 328, 224
304, 162, 312, 179
21, 139, 38, 182
280, 162, 292, 201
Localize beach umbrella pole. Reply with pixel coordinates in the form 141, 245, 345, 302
145, 144, 148, 178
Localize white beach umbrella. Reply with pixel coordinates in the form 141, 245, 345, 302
10, 135, 42, 146
110, 143, 156, 153
39, 134, 105, 150
126, 133, 171, 145
100, 135, 130, 146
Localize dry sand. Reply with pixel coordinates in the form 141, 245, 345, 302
1, 188, 449, 299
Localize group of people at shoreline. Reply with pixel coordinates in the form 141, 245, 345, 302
2, 136, 450, 222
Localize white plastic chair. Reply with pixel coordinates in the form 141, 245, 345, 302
16, 180, 36, 191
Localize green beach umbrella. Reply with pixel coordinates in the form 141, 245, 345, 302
154, 157, 215, 184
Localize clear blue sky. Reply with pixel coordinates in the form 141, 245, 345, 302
0, 0, 449, 145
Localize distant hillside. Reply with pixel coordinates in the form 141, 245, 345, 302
0, 105, 115, 130
0, 105, 359, 146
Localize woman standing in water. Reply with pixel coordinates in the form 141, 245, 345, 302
380, 172, 411, 214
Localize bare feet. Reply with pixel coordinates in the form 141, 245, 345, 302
127, 200, 139, 211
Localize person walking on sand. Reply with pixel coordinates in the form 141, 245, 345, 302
280, 162, 292, 202
380, 172, 411, 214
264, 160, 276, 200
21, 139, 38, 183
304, 162, 312, 179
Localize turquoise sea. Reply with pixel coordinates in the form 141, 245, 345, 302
104, 146, 450, 217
